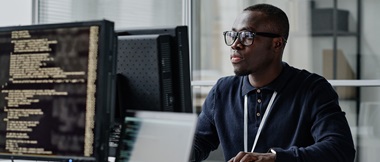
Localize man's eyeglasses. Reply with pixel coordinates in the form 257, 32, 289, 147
223, 31, 284, 46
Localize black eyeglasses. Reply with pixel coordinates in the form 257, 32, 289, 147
223, 31, 284, 46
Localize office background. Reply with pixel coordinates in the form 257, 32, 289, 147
1, 0, 379, 161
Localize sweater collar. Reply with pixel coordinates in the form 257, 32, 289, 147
241, 62, 292, 96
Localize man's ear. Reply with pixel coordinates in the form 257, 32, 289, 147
273, 38, 284, 50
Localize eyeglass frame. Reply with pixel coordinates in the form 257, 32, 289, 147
222, 31, 287, 46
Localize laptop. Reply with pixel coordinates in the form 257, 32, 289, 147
115, 111, 197, 162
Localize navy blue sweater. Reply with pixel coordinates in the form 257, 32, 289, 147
193, 63, 355, 162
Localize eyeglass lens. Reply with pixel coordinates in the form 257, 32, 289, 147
224, 31, 255, 46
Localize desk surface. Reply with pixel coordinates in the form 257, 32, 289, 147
0, 157, 115, 162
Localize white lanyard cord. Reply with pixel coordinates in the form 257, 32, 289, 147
243, 91, 277, 152
244, 94, 248, 152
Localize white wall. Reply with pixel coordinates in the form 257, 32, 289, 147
362, 0, 380, 80
0, 0, 32, 27
359, 0, 380, 161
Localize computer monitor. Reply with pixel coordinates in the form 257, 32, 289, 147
116, 26, 192, 114
358, 102, 380, 162
117, 34, 174, 113
115, 110, 197, 162
0, 20, 116, 161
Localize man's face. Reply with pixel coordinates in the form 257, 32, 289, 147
229, 11, 276, 76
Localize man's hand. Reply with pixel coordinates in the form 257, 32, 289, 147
228, 151, 276, 162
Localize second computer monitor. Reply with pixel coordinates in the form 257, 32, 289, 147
116, 26, 192, 114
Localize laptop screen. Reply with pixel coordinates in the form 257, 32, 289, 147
115, 111, 197, 162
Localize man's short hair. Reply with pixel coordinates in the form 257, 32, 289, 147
244, 4, 289, 40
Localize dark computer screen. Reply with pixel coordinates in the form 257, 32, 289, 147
0, 20, 116, 161
116, 26, 192, 114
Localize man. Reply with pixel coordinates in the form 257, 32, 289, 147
192, 3, 355, 162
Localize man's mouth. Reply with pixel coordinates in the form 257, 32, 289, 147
231, 53, 244, 63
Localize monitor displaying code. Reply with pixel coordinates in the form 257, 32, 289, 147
0, 21, 115, 161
